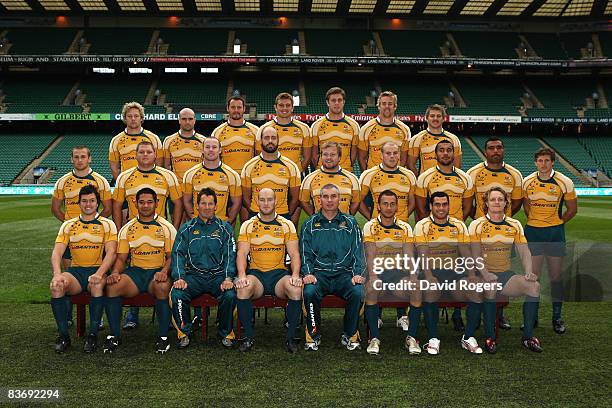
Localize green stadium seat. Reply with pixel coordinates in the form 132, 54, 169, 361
453, 31, 519, 59
0, 134, 56, 185
544, 137, 601, 175
2, 78, 78, 114
377, 30, 446, 57
526, 79, 595, 118
159, 77, 228, 108
233, 76, 300, 115
160, 29, 228, 55
305, 30, 371, 56
560, 32, 596, 59
525, 33, 567, 59
450, 79, 522, 116
5, 28, 76, 55
580, 137, 612, 177
236, 29, 298, 56
84, 28, 152, 55
377, 79, 447, 115
80, 78, 151, 112
299, 77, 375, 115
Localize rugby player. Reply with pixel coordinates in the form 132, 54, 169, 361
242, 126, 301, 224
183, 137, 241, 224
300, 141, 360, 216
467, 137, 523, 330
358, 91, 411, 171
235, 188, 302, 353
363, 190, 421, 355
50, 185, 117, 353
310, 87, 360, 170
170, 188, 237, 349
301, 184, 366, 351
407, 104, 461, 176
413, 191, 483, 355
470, 187, 542, 352
103, 188, 176, 354
522, 148, 577, 334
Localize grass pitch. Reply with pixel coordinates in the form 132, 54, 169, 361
0, 195, 611, 407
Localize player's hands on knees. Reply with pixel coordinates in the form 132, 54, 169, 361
303, 275, 317, 285
173, 279, 188, 290
106, 273, 121, 285
234, 277, 249, 289
352, 275, 365, 285
289, 276, 302, 287
88, 274, 103, 285
524, 271, 538, 282
220, 279, 234, 291
50, 275, 66, 290
154, 272, 168, 282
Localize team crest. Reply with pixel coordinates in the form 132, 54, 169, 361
210, 229, 221, 237
193, 230, 200, 235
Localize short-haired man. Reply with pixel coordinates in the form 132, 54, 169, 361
413, 191, 482, 355
235, 188, 302, 353
310, 87, 360, 171
109, 101, 163, 182
50, 185, 117, 353
301, 184, 366, 351
52, 145, 112, 221
211, 96, 259, 174
183, 137, 241, 224
358, 91, 411, 171
242, 126, 301, 224
300, 141, 360, 216
104, 188, 177, 354
363, 190, 421, 355
470, 187, 542, 353
408, 104, 461, 176
113, 141, 183, 231
522, 148, 577, 334
170, 188, 237, 348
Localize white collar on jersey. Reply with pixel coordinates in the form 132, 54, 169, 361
260, 152, 281, 160
377, 215, 398, 226
429, 214, 450, 224
484, 161, 506, 167
485, 213, 506, 223
124, 127, 144, 135
178, 129, 196, 138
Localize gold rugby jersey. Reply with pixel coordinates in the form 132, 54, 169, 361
55, 214, 117, 267
467, 162, 523, 219
117, 214, 176, 270
310, 114, 359, 170
416, 166, 474, 220
53, 170, 111, 220
211, 120, 259, 173
413, 216, 469, 264
300, 167, 360, 214
108, 128, 162, 173
113, 165, 182, 220
256, 119, 312, 172
358, 117, 411, 169
469, 215, 527, 273
359, 165, 417, 221
162, 131, 205, 182
241, 153, 301, 214
363, 216, 413, 258
183, 162, 241, 220
238, 214, 298, 272
409, 129, 462, 174
522, 170, 576, 228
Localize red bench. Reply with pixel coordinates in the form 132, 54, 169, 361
71, 293, 507, 340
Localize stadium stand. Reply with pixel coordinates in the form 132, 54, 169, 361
0, 134, 56, 185
159, 77, 228, 109
299, 77, 375, 114
79, 77, 151, 112
458, 136, 483, 169
377, 79, 448, 115
1, 78, 81, 113
84, 28, 151, 55
305, 30, 372, 56
41, 134, 114, 183
453, 31, 519, 59
580, 137, 612, 177
524, 33, 567, 59
599, 31, 612, 58
3, 28, 75, 54
449, 79, 523, 116
233, 76, 301, 114
377, 30, 447, 57
560, 32, 596, 59
526, 79, 593, 118
544, 137, 601, 175
236, 29, 298, 55
159, 29, 228, 55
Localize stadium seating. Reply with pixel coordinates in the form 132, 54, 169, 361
236, 29, 298, 55
158, 77, 228, 108
543, 137, 600, 174
599, 31, 612, 58
299, 77, 375, 114
560, 32, 596, 59
305, 30, 372, 56
1, 78, 80, 113
80, 77, 151, 112
580, 137, 612, 177
233, 76, 300, 114
453, 31, 519, 59
524, 33, 567, 59
84, 28, 151, 55
41, 134, 114, 183
0, 134, 56, 185
377, 30, 447, 57
450, 79, 523, 116
4, 28, 76, 55
377, 78, 448, 115
159, 29, 228, 55
458, 136, 483, 169
526, 79, 593, 118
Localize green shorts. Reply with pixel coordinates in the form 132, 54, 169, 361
249, 269, 288, 296
432, 268, 466, 283
125, 267, 161, 293
66, 266, 99, 292
494, 270, 516, 288
378, 269, 411, 285
525, 224, 566, 257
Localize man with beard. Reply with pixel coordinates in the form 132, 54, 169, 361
234, 188, 302, 353
358, 91, 411, 171
300, 141, 360, 216
242, 126, 301, 224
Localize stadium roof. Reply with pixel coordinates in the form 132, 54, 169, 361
0, 0, 610, 18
